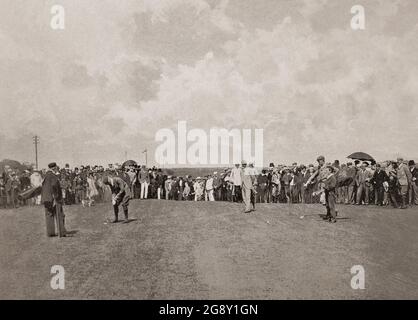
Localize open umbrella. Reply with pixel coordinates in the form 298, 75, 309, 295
347, 152, 375, 162
122, 160, 137, 167
0, 159, 26, 173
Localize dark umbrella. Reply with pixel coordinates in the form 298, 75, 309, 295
0, 159, 26, 173
122, 160, 137, 168
347, 152, 375, 162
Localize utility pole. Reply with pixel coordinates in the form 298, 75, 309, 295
143, 149, 147, 167
33, 135, 40, 170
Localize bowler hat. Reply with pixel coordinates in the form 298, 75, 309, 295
48, 162, 57, 169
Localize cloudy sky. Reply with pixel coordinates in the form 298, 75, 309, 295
1, 0, 417, 168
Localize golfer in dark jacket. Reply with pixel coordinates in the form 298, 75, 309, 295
323, 166, 337, 223
41, 162, 66, 237
102, 175, 131, 223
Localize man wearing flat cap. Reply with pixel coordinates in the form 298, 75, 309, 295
41, 162, 66, 237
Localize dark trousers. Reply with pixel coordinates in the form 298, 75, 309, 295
251, 189, 256, 209
233, 186, 242, 202
6, 189, 18, 208
325, 190, 336, 219
303, 186, 312, 204
0, 190, 6, 208
44, 202, 66, 237
375, 185, 384, 205
410, 183, 418, 205
113, 193, 130, 221
399, 185, 409, 207
388, 190, 399, 208
257, 184, 267, 203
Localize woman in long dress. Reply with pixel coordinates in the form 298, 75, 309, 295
86, 172, 99, 206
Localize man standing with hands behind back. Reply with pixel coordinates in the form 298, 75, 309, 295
41, 162, 66, 237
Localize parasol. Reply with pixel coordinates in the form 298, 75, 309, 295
122, 160, 137, 167
347, 152, 375, 162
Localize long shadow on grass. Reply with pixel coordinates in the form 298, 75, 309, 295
318, 214, 351, 221
123, 218, 138, 224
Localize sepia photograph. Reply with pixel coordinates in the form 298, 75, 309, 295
0, 0, 417, 307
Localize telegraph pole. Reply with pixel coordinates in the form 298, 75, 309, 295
33, 135, 40, 170
143, 149, 148, 167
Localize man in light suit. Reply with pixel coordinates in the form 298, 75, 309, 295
240, 160, 257, 213
230, 163, 242, 202
139, 165, 149, 199
355, 162, 371, 205
397, 158, 412, 209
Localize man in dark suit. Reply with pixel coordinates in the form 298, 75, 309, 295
409, 160, 418, 205
323, 166, 337, 223
371, 164, 388, 206
256, 170, 268, 203
41, 162, 66, 237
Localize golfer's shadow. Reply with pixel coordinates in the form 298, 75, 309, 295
318, 214, 350, 221
65, 230, 78, 237
123, 218, 138, 224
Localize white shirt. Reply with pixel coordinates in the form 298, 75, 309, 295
206, 178, 214, 191
30, 172, 43, 187
230, 167, 242, 186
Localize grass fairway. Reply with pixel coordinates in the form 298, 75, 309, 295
1, 200, 417, 299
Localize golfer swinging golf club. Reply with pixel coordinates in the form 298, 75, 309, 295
102, 175, 131, 223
